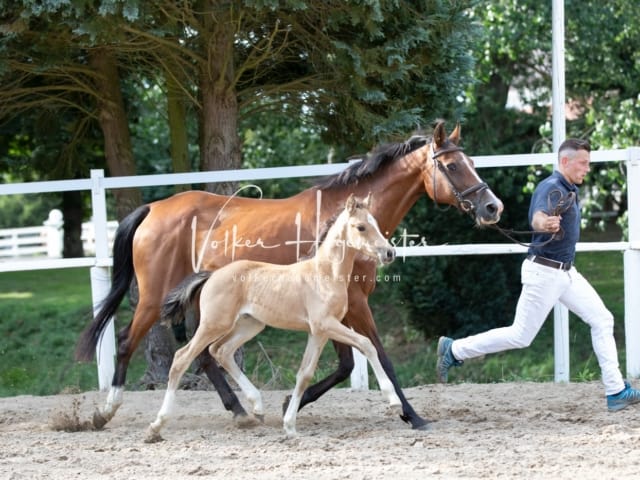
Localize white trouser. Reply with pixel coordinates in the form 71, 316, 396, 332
451, 258, 625, 395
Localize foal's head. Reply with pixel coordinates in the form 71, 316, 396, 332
341, 193, 395, 265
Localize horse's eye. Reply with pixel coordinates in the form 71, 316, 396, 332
357, 225, 366, 232
447, 163, 457, 172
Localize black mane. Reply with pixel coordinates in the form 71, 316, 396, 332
316, 135, 429, 189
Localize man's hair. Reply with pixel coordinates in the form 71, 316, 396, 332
558, 138, 591, 159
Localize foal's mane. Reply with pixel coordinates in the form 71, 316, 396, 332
301, 198, 368, 259
316, 135, 429, 190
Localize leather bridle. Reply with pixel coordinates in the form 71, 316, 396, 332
430, 143, 489, 215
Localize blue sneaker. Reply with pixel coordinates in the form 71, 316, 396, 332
436, 336, 463, 383
607, 381, 640, 412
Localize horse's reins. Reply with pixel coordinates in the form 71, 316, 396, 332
428, 143, 577, 249
487, 189, 576, 248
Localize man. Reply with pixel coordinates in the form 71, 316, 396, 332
436, 138, 640, 411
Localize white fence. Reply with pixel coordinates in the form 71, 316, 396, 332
0, 209, 118, 259
0, 147, 639, 391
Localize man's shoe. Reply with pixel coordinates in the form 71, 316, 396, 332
436, 336, 463, 383
607, 381, 640, 412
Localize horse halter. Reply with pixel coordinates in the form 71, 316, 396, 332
430, 143, 489, 215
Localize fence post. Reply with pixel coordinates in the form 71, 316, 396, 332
624, 147, 640, 378
90, 169, 116, 391
91, 266, 115, 390
43, 209, 64, 258
553, 304, 570, 383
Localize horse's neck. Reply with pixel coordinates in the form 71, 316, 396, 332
340, 151, 426, 236
313, 227, 358, 280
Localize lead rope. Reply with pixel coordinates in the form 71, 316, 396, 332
487, 190, 576, 248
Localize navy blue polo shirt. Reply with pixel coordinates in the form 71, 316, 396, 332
527, 170, 580, 264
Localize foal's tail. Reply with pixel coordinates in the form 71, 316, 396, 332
160, 271, 212, 327
75, 205, 151, 361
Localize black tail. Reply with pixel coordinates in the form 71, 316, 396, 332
161, 271, 212, 326
75, 205, 151, 361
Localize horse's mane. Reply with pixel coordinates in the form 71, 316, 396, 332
315, 135, 430, 190
301, 197, 369, 259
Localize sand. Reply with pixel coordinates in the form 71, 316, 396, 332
1, 382, 639, 479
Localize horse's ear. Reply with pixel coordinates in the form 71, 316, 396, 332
364, 191, 372, 209
433, 121, 447, 148
449, 122, 461, 145
346, 193, 357, 214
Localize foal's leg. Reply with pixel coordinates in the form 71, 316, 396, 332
282, 333, 328, 437
211, 316, 266, 422
290, 285, 371, 414
296, 289, 429, 430
185, 309, 249, 420
145, 333, 216, 443
285, 341, 354, 415
195, 350, 249, 418
323, 320, 402, 411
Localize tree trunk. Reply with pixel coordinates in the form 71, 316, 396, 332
198, 6, 242, 195
61, 189, 84, 258
89, 47, 142, 221
166, 69, 191, 193
135, 8, 244, 389
198, 6, 244, 369
138, 322, 178, 389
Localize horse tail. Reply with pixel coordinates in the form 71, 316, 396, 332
160, 271, 212, 327
75, 205, 151, 361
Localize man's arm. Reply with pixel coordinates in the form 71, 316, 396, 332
531, 210, 562, 233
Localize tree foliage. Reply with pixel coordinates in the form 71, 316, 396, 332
1, 0, 480, 199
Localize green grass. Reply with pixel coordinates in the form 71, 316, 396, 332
0, 248, 628, 396
0, 268, 145, 396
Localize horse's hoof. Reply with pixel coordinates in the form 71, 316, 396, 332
400, 413, 432, 430
411, 420, 431, 431
92, 410, 108, 430
144, 427, 164, 444
254, 413, 265, 423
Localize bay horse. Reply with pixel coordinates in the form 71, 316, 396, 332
146, 194, 397, 441
75, 121, 503, 430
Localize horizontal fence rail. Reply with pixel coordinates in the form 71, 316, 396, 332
0, 212, 118, 260
0, 146, 638, 391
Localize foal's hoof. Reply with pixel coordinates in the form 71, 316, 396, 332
144, 427, 164, 444
92, 410, 108, 430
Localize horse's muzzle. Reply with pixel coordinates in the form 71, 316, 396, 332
475, 190, 504, 226
379, 247, 396, 265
